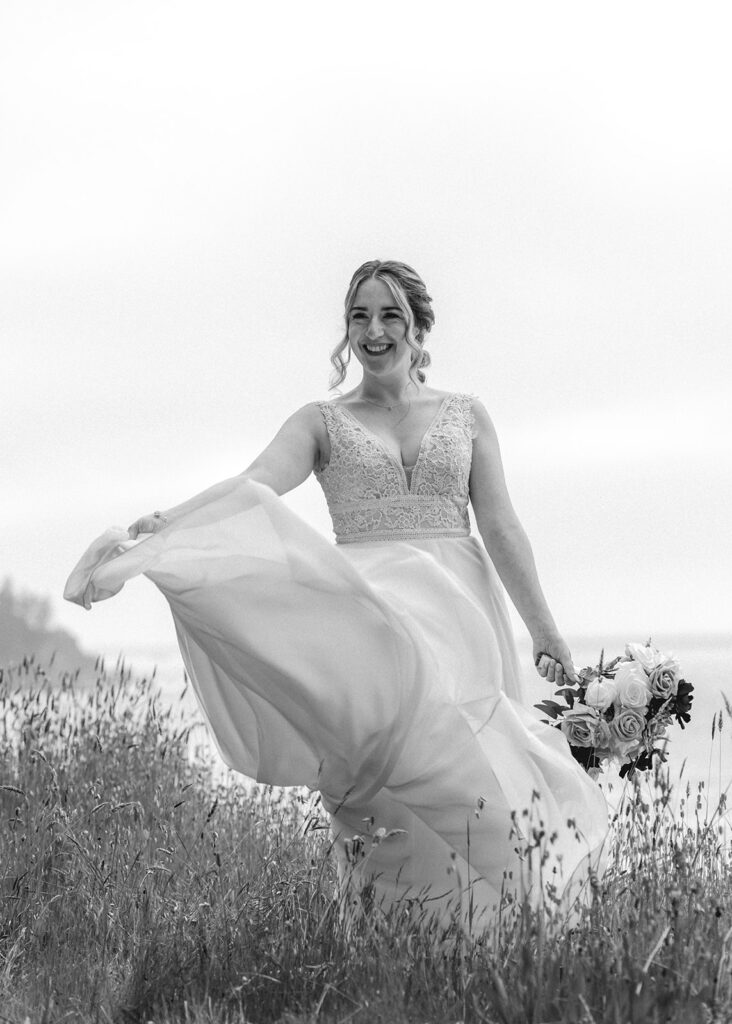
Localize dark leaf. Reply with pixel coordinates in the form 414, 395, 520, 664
571, 745, 603, 770
619, 747, 658, 779
534, 700, 565, 720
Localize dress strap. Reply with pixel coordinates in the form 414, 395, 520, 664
441, 392, 478, 440
315, 400, 339, 430
466, 394, 479, 440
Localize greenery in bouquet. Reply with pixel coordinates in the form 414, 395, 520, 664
535, 640, 694, 778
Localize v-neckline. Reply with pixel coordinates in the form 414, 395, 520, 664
333, 394, 453, 494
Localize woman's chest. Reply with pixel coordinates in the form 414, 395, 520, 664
317, 395, 474, 500
347, 400, 450, 469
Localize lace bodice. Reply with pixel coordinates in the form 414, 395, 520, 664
315, 393, 476, 543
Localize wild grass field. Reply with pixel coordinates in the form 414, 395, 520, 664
1, 656, 730, 1024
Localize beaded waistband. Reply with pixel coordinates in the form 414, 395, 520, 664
336, 526, 470, 544
328, 494, 471, 545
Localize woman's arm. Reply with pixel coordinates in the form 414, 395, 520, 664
128, 403, 326, 537
468, 398, 577, 684
239, 403, 326, 493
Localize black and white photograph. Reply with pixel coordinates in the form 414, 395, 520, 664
2, 2, 731, 1021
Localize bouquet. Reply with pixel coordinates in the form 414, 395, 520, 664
535, 640, 694, 778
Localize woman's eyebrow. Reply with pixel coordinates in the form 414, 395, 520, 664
350, 305, 402, 312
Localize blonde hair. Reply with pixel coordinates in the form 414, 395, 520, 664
329, 260, 435, 389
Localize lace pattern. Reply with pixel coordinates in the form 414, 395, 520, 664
315, 393, 475, 544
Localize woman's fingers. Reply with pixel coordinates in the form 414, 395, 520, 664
536, 653, 555, 681
558, 653, 578, 684
534, 639, 579, 685
535, 652, 572, 685
127, 515, 159, 539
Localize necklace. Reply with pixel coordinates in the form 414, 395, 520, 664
358, 392, 412, 426
359, 394, 409, 412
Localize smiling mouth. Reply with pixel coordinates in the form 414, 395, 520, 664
362, 343, 392, 355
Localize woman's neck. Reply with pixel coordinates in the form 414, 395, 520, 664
357, 372, 419, 407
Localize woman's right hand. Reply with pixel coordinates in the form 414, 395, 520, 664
532, 633, 579, 685
127, 512, 169, 539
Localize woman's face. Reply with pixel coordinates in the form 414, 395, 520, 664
347, 277, 412, 379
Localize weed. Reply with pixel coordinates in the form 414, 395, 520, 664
0, 656, 730, 1023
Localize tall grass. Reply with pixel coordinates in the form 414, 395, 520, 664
1, 656, 730, 1023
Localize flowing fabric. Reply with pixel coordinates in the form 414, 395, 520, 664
64, 393, 608, 928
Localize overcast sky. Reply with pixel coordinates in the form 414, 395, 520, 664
2, 1, 731, 669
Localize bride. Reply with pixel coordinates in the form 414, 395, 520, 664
65, 259, 608, 929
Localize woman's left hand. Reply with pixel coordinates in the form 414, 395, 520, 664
532, 635, 578, 685
127, 512, 169, 539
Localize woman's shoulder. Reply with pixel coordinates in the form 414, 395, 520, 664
278, 402, 331, 440
465, 396, 499, 445
433, 389, 487, 417
425, 388, 481, 404
414, 387, 478, 411
431, 391, 495, 441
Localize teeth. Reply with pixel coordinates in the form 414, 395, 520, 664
364, 344, 389, 353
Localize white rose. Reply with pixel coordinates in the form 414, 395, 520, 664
584, 677, 619, 712
625, 642, 663, 673
614, 661, 652, 708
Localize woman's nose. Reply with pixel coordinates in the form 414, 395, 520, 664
366, 317, 384, 339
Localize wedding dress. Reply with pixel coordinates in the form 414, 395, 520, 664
64, 392, 608, 928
